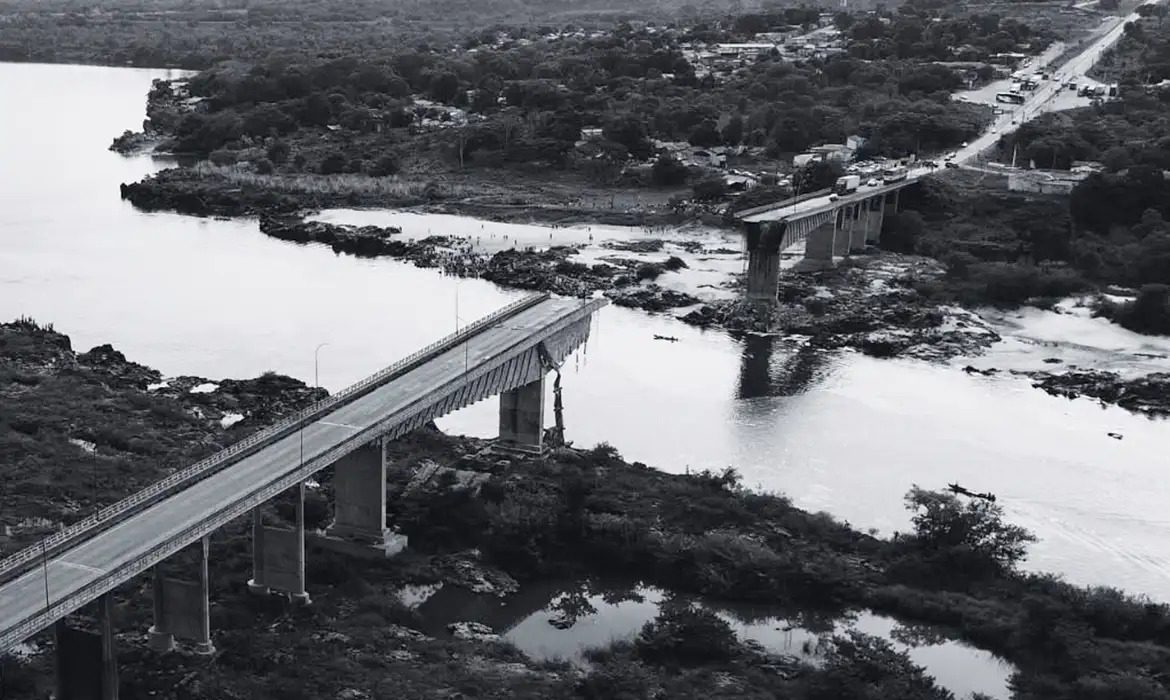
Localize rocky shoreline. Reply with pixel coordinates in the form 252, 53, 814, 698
1028, 369, 1170, 417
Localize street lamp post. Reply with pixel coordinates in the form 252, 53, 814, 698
314, 342, 330, 392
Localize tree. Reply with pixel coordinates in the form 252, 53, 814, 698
881, 210, 925, 253
722, 114, 744, 145
692, 177, 728, 201
651, 155, 689, 186
603, 115, 652, 160
688, 119, 721, 147
428, 72, 460, 103
319, 153, 346, 175
266, 140, 290, 164
901, 486, 1037, 578
794, 159, 844, 193
370, 154, 399, 177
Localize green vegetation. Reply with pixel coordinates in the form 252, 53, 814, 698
6, 323, 1170, 698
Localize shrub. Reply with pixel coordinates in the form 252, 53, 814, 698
208, 149, 238, 166
319, 153, 346, 175
651, 155, 689, 186
1101, 284, 1170, 335
692, 177, 728, 201
899, 486, 1036, 579
370, 154, 400, 177
636, 263, 665, 281
253, 158, 274, 175
635, 603, 740, 666
663, 256, 688, 271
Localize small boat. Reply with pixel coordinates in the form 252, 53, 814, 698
947, 483, 997, 502
653, 335, 679, 342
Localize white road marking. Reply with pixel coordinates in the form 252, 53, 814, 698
319, 421, 361, 431
58, 561, 104, 576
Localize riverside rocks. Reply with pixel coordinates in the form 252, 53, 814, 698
682, 255, 1002, 361
1029, 370, 1170, 416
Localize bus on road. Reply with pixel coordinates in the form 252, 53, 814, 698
881, 166, 908, 184
996, 91, 1026, 104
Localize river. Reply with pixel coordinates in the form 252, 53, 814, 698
2, 62, 1169, 606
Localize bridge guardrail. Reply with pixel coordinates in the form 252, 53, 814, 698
733, 187, 833, 221
0, 295, 604, 654
0, 292, 549, 584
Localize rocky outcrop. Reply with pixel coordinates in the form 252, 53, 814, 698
1029, 371, 1170, 416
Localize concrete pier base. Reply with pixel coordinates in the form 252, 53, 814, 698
796, 219, 837, 272
56, 594, 118, 700
868, 196, 887, 245
833, 208, 853, 257
498, 378, 545, 453
325, 440, 389, 545
744, 221, 784, 301
249, 484, 310, 605
850, 206, 869, 252
149, 536, 214, 655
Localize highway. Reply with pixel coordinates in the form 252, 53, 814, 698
742, 6, 1152, 225
0, 295, 599, 651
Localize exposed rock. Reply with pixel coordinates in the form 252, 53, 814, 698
1029, 371, 1170, 416
448, 621, 500, 642
434, 554, 519, 597
76, 344, 162, 388
607, 285, 701, 311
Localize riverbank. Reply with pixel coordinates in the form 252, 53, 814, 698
5, 320, 1170, 699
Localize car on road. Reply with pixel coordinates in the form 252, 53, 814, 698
945, 162, 959, 169
866, 178, 880, 187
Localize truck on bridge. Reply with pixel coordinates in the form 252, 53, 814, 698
834, 175, 861, 195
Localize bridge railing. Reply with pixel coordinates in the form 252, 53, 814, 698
733, 187, 833, 221
0, 292, 549, 584
0, 296, 605, 654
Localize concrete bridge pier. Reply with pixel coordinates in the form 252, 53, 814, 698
800, 218, 837, 271
867, 196, 887, 245
325, 440, 389, 545
850, 202, 870, 252
832, 207, 852, 257
247, 482, 310, 605
148, 536, 214, 655
744, 221, 783, 301
498, 377, 546, 452
55, 593, 118, 700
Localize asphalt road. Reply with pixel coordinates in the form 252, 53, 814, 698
743, 8, 1153, 225
0, 296, 593, 651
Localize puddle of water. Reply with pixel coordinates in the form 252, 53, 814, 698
400, 581, 1013, 699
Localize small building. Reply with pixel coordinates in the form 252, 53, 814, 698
1008, 169, 1089, 195
580, 127, 604, 141
715, 43, 776, 58
793, 152, 820, 168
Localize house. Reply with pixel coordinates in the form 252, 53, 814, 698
793, 152, 819, 168
1008, 169, 1089, 195
809, 143, 853, 162
580, 127, 604, 141
846, 135, 867, 152
714, 43, 776, 58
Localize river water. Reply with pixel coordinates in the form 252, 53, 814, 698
2, 63, 1170, 607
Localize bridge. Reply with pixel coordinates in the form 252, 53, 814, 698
733, 174, 922, 299
0, 292, 606, 699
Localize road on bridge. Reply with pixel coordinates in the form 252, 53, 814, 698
740, 6, 1155, 226
0, 295, 597, 651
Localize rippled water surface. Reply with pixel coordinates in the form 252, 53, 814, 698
2, 62, 1169, 602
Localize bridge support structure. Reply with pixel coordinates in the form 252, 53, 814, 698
498, 377, 546, 453
798, 218, 838, 272
147, 536, 214, 654
247, 482, 310, 605
744, 221, 783, 301
55, 594, 118, 700
326, 440, 389, 544
832, 207, 852, 257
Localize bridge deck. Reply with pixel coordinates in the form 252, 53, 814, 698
739, 175, 917, 224
0, 296, 598, 650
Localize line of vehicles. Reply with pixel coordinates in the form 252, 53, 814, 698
832, 166, 908, 196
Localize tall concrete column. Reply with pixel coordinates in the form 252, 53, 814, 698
832, 207, 851, 257
248, 485, 310, 605
247, 507, 267, 595
148, 537, 214, 655
869, 195, 887, 245
850, 203, 869, 252
99, 595, 118, 700
55, 595, 118, 700
744, 221, 782, 301
499, 377, 545, 452
801, 219, 836, 271
327, 440, 388, 544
